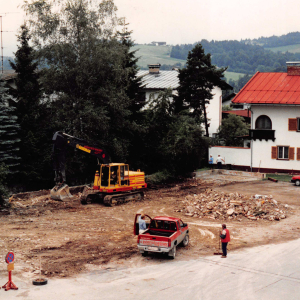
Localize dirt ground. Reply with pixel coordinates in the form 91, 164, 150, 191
1, 176, 300, 280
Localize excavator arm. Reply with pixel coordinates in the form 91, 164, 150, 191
51, 131, 109, 200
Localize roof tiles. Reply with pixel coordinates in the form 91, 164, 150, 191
232, 72, 300, 105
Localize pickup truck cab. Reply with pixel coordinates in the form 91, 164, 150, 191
134, 214, 189, 259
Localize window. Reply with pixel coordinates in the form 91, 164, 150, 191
255, 115, 272, 129
277, 146, 289, 159
272, 146, 294, 160
288, 118, 300, 131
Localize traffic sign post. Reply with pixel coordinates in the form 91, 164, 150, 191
2, 252, 18, 291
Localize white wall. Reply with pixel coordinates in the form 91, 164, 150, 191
251, 105, 300, 171
206, 87, 222, 137
209, 146, 251, 168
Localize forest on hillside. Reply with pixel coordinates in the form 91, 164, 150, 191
171, 39, 300, 74
243, 31, 300, 47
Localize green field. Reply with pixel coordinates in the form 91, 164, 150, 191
265, 44, 300, 54
224, 71, 245, 81
133, 45, 185, 69
133, 44, 244, 82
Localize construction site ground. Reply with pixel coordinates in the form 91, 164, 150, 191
1, 172, 300, 281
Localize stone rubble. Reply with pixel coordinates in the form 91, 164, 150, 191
176, 189, 290, 221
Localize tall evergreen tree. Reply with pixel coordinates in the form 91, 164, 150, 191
118, 18, 144, 118
176, 44, 227, 136
9, 24, 50, 190
0, 79, 20, 174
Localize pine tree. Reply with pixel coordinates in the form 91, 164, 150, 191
118, 18, 144, 118
9, 24, 50, 190
176, 44, 227, 136
0, 80, 20, 174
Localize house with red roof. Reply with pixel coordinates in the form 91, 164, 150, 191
209, 62, 300, 173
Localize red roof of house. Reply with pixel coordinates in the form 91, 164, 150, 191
232, 72, 300, 105
223, 110, 251, 117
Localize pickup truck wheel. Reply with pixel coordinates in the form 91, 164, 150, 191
169, 246, 176, 259
295, 180, 300, 186
182, 235, 189, 247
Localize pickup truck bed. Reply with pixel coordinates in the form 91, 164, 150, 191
145, 230, 175, 237
135, 215, 189, 259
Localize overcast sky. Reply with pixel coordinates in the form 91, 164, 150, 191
2, 0, 300, 56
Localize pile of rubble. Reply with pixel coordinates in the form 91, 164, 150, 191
176, 189, 290, 221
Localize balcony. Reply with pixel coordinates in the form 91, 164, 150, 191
249, 129, 275, 141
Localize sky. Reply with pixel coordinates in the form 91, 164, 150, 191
1, 0, 300, 56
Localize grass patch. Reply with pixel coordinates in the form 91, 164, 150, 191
265, 44, 300, 54
195, 167, 210, 172
224, 71, 245, 81
265, 173, 293, 182
133, 45, 185, 69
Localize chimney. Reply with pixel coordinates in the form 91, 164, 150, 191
287, 62, 300, 75
148, 64, 161, 74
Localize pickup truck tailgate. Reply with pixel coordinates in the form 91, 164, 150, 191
140, 238, 169, 248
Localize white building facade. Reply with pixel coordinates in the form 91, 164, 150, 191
209, 63, 300, 173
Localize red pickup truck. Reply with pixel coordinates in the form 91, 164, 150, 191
134, 214, 189, 259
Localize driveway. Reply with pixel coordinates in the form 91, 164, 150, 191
2, 238, 300, 300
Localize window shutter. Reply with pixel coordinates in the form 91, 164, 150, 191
288, 118, 297, 131
297, 148, 300, 160
271, 146, 277, 159
289, 147, 295, 160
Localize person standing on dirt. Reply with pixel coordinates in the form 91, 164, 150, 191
209, 155, 213, 170
216, 155, 225, 169
220, 224, 230, 258
139, 214, 147, 234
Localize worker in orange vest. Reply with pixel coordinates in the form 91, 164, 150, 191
220, 224, 230, 258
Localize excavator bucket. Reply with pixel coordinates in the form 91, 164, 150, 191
50, 184, 73, 201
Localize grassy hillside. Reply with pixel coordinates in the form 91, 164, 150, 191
265, 44, 300, 54
224, 71, 245, 81
133, 44, 244, 82
133, 44, 185, 68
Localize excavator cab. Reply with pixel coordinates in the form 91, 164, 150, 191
98, 164, 129, 188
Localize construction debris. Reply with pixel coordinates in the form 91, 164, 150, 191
177, 189, 290, 221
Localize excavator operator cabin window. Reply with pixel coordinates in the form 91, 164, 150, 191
110, 166, 119, 185
120, 165, 129, 186
101, 166, 109, 186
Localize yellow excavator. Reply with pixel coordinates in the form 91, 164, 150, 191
50, 132, 147, 206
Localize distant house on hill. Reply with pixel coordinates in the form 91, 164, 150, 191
151, 41, 167, 46
210, 62, 300, 173
137, 64, 232, 137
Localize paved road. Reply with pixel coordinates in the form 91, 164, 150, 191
2, 239, 300, 300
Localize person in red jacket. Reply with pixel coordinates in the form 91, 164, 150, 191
220, 224, 230, 258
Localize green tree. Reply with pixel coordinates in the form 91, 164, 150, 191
0, 80, 20, 175
142, 89, 207, 175
9, 24, 51, 190
218, 114, 249, 146
23, 0, 142, 185
176, 43, 227, 136
0, 164, 9, 206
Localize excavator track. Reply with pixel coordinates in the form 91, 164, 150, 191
103, 191, 144, 207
